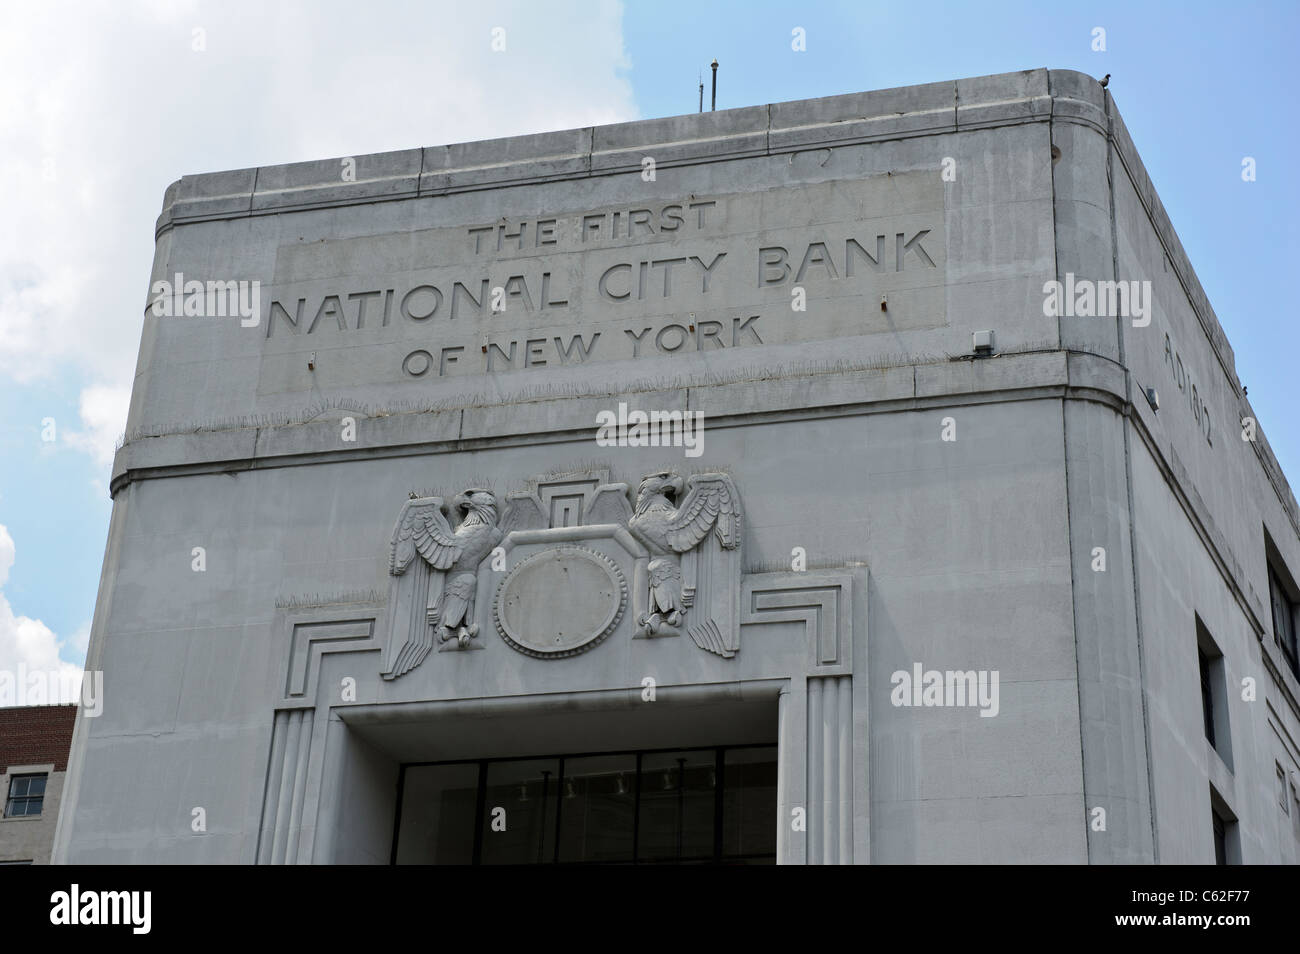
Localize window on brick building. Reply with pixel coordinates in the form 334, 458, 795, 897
5, 773, 47, 817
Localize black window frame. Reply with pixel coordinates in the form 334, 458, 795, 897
1199, 647, 1216, 748
4, 773, 47, 818
1196, 616, 1230, 767
1269, 564, 1299, 679
1209, 787, 1239, 865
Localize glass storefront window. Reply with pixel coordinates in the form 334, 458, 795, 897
636, 750, 717, 863
556, 754, 637, 863
393, 745, 776, 864
393, 763, 478, 865
480, 759, 561, 865
722, 747, 778, 861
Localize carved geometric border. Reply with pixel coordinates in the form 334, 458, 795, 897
277, 604, 384, 705
737, 567, 864, 865
740, 570, 854, 675
271, 567, 866, 864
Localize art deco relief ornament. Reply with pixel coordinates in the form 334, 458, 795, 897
381, 469, 743, 678
626, 471, 742, 640
385, 489, 505, 674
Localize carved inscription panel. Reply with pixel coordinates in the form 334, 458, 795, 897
257, 173, 946, 393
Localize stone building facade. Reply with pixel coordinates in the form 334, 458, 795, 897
53, 70, 1300, 863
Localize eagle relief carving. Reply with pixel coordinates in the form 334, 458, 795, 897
626, 471, 742, 650
381, 470, 743, 678
383, 489, 505, 678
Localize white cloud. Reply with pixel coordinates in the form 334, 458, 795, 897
0, 0, 636, 463
63, 384, 132, 475
0, 525, 84, 705
0, 0, 637, 690
68, 621, 92, 658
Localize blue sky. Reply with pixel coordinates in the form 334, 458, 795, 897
1, 0, 1296, 692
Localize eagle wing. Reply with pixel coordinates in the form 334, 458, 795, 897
664, 474, 742, 553
496, 495, 535, 542
386, 620, 432, 679
390, 498, 462, 574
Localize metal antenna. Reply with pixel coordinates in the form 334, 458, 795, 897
698, 71, 703, 112
710, 59, 718, 111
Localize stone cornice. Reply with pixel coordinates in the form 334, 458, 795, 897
110, 348, 1092, 492
155, 69, 1080, 238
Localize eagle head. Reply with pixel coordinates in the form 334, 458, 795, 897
636, 471, 683, 507
453, 488, 498, 523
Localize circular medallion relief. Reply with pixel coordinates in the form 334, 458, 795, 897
493, 546, 628, 658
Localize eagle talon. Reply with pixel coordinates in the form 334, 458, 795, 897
637, 613, 665, 637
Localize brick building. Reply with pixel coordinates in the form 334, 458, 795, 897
1, 704, 77, 864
